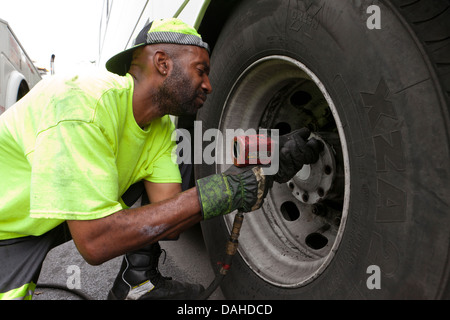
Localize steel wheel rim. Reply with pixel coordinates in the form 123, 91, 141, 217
216, 55, 351, 287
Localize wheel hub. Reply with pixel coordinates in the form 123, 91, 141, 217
289, 133, 336, 205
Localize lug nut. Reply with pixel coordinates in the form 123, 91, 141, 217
318, 188, 325, 197
302, 193, 309, 202
311, 204, 327, 217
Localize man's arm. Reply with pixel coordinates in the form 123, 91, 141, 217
144, 180, 181, 203
144, 180, 197, 240
144, 180, 197, 239
67, 186, 202, 266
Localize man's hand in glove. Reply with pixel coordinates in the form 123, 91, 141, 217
195, 128, 323, 220
196, 165, 270, 220
273, 128, 324, 183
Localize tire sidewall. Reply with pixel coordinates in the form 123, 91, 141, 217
197, 0, 450, 299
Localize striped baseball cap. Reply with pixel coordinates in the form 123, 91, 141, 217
106, 18, 210, 76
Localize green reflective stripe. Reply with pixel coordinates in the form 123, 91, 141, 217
194, 0, 211, 30
0, 282, 36, 300
173, 0, 190, 18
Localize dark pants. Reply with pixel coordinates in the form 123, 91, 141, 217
0, 223, 71, 299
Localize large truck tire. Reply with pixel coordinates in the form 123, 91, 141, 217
196, 0, 450, 299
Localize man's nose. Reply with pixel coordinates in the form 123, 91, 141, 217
202, 75, 212, 94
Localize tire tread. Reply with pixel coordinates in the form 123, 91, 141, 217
390, 0, 450, 104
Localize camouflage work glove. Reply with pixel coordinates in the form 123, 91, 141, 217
196, 165, 270, 220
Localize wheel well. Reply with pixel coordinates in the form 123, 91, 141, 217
197, 0, 241, 53
17, 80, 30, 101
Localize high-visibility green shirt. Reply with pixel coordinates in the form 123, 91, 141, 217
0, 71, 181, 240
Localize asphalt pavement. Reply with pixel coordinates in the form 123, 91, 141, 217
34, 223, 225, 300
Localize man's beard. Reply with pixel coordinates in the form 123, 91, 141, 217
155, 65, 204, 116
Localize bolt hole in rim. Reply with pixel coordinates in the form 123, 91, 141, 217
217, 56, 350, 287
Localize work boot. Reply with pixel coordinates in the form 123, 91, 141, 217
107, 242, 205, 300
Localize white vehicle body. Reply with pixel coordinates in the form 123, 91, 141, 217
0, 19, 41, 115
98, 0, 208, 70
98, 0, 450, 300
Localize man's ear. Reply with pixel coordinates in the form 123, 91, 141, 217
154, 50, 170, 76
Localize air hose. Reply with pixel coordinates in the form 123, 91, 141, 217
197, 211, 244, 300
